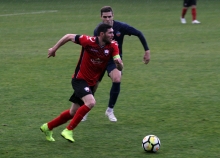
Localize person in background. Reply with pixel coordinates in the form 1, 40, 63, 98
180, 0, 201, 24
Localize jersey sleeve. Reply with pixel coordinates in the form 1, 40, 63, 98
112, 42, 120, 59
122, 23, 149, 51
74, 35, 81, 44
75, 35, 91, 47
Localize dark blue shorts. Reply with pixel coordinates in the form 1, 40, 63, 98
69, 78, 94, 106
106, 58, 117, 74
98, 57, 121, 82
183, 0, 196, 7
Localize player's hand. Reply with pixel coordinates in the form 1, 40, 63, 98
143, 50, 150, 64
114, 58, 123, 71
48, 48, 56, 58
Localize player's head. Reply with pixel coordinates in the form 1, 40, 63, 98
97, 23, 114, 44
100, 6, 114, 26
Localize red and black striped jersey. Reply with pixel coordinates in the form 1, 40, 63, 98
72, 35, 119, 86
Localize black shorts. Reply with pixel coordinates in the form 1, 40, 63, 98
183, 0, 196, 7
69, 79, 94, 106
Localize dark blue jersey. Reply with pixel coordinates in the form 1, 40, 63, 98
94, 20, 149, 59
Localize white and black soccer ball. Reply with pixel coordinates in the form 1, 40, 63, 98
142, 135, 161, 152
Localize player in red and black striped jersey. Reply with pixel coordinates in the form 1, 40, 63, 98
40, 23, 123, 142
72, 34, 120, 86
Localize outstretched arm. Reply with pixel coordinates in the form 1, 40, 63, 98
48, 34, 77, 58
123, 24, 150, 64
136, 31, 150, 65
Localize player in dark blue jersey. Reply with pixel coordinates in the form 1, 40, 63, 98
82, 6, 150, 122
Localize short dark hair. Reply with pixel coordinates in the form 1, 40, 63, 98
100, 6, 113, 16
97, 23, 112, 36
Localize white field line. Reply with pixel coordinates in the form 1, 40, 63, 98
0, 10, 58, 17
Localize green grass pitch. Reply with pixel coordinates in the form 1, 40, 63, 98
0, 0, 220, 157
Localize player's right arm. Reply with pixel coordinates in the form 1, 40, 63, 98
48, 34, 77, 58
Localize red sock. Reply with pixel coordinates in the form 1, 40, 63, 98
191, 8, 196, 20
48, 109, 73, 130
67, 105, 90, 130
181, 8, 187, 18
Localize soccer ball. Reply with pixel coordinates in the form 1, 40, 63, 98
142, 135, 161, 152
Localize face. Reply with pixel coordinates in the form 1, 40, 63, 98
102, 28, 114, 44
101, 12, 114, 26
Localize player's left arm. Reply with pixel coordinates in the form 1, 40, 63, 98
143, 50, 150, 64
114, 55, 123, 71
124, 24, 150, 64
137, 32, 150, 64
112, 42, 123, 71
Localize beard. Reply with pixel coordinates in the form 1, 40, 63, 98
103, 35, 111, 44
